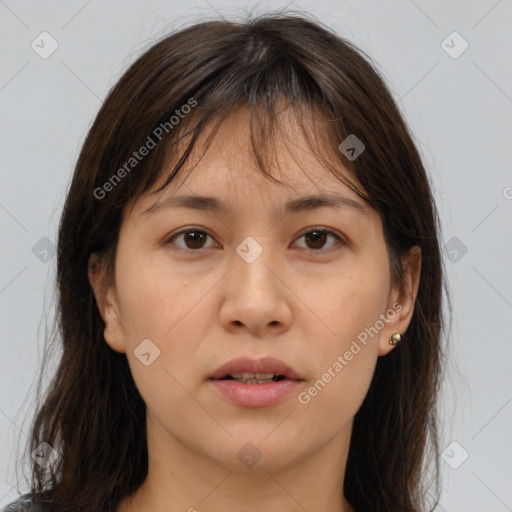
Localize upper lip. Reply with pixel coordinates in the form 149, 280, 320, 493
209, 356, 304, 380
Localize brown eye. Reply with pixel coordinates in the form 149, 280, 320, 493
182, 231, 208, 249
294, 228, 345, 254
304, 230, 328, 250
167, 229, 216, 251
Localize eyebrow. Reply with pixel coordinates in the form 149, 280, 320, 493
141, 193, 370, 218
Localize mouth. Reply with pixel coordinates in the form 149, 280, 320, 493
208, 356, 304, 382
208, 356, 305, 408
219, 373, 288, 384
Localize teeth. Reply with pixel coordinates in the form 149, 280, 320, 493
230, 372, 275, 379
234, 379, 273, 384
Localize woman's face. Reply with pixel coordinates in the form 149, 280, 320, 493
89, 106, 420, 474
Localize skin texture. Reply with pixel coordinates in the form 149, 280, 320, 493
89, 106, 421, 512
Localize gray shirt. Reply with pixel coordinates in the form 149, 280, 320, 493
2, 499, 46, 511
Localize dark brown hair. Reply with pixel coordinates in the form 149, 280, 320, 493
10, 10, 449, 512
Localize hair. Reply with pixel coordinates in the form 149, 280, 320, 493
10, 10, 450, 512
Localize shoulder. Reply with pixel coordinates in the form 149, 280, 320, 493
2, 498, 47, 512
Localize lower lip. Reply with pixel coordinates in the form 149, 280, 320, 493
208, 378, 304, 408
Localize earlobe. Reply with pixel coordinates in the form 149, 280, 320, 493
377, 246, 422, 356
88, 253, 109, 322
102, 289, 127, 354
87, 253, 127, 354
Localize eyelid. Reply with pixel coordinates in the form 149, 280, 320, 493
296, 225, 347, 244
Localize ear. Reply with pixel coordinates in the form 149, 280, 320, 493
88, 253, 127, 353
378, 245, 422, 356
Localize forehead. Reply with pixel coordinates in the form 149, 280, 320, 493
133, 104, 368, 217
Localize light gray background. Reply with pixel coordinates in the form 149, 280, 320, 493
1, 1, 511, 510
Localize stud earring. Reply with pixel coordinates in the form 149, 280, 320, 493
389, 333, 401, 345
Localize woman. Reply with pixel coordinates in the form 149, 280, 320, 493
5, 11, 449, 512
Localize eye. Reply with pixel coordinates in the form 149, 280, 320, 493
293, 227, 346, 254
165, 227, 346, 254
166, 228, 217, 251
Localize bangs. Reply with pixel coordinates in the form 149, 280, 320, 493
123, 97, 374, 219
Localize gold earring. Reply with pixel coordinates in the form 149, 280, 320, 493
389, 333, 401, 345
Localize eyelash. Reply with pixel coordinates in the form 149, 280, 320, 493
164, 226, 346, 255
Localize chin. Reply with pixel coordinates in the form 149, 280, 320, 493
201, 431, 308, 473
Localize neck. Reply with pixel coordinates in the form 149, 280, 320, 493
118, 415, 355, 512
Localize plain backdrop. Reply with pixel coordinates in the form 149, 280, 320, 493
1, 1, 511, 510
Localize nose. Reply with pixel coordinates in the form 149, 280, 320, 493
218, 243, 293, 337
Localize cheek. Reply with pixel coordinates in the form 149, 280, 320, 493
298, 255, 388, 416
311, 254, 390, 350
114, 244, 200, 338
296, 326, 378, 439
113, 246, 209, 399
